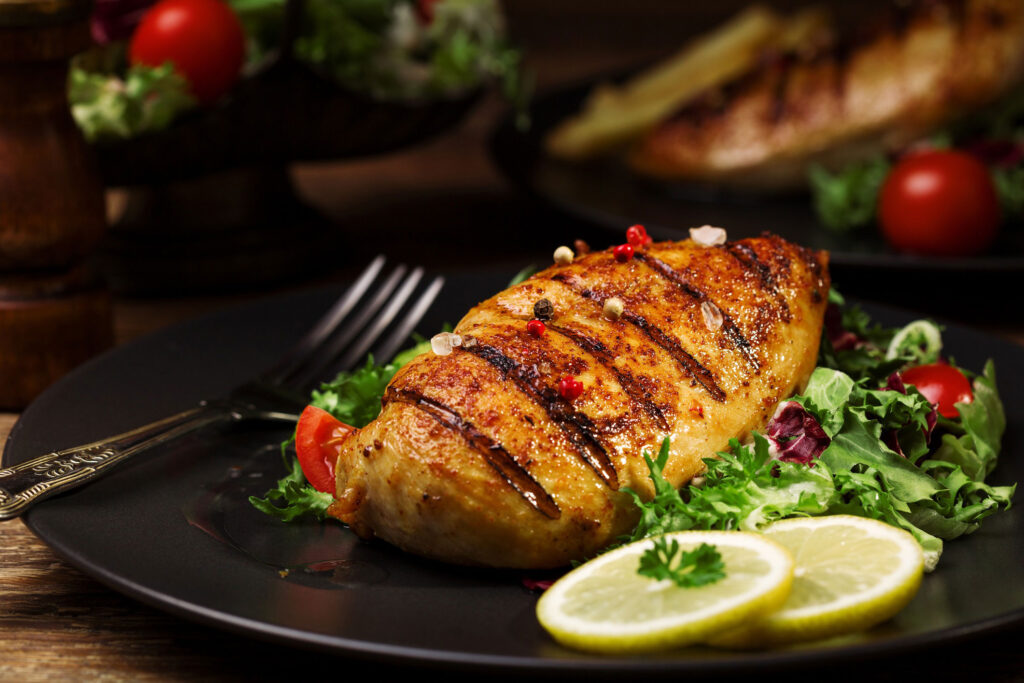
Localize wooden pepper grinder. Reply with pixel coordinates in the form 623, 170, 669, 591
0, 0, 113, 409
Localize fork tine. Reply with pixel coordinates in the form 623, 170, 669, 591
262, 255, 386, 385
283, 264, 409, 390
366, 274, 445, 366
331, 266, 424, 373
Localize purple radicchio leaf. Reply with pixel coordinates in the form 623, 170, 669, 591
964, 139, 1024, 169
881, 371, 938, 457
765, 401, 831, 465
521, 577, 555, 592
886, 371, 907, 393
91, 0, 155, 44
825, 303, 861, 352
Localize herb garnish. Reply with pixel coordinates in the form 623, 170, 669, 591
638, 539, 725, 588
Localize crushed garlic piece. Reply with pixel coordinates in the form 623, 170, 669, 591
690, 225, 727, 246
603, 297, 624, 321
553, 245, 574, 264
701, 301, 723, 331
430, 332, 463, 356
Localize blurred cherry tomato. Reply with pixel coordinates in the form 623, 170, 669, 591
295, 405, 355, 494
415, 0, 442, 23
878, 149, 1000, 257
901, 363, 973, 419
129, 0, 245, 105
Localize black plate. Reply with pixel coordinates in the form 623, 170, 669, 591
490, 77, 1024, 274
4, 269, 1023, 674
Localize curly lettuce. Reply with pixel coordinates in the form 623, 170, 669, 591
69, 62, 196, 142
627, 357, 1013, 572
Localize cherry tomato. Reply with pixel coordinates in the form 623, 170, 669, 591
129, 0, 246, 105
878, 149, 1001, 257
901, 363, 973, 419
295, 405, 356, 494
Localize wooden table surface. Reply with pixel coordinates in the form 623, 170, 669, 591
3, 1, 1023, 680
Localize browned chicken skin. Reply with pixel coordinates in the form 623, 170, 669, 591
329, 235, 830, 568
630, 0, 1024, 189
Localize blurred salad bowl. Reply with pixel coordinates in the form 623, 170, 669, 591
69, 0, 524, 293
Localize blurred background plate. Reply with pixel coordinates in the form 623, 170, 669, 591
489, 75, 1024, 319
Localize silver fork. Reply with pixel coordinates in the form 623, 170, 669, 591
0, 256, 443, 520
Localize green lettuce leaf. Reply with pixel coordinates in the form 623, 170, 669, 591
622, 434, 835, 543
808, 158, 890, 232
626, 358, 1013, 572
69, 63, 196, 142
250, 335, 432, 520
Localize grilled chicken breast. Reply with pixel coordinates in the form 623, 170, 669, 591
328, 235, 830, 568
629, 0, 1024, 190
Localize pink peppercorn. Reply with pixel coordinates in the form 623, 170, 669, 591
559, 375, 584, 401
626, 224, 652, 246
613, 243, 634, 262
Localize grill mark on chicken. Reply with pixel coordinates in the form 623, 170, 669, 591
384, 387, 561, 519
547, 323, 671, 429
550, 272, 727, 402
462, 342, 620, 489
635, 253, 760, 371
723, 242, 792, 322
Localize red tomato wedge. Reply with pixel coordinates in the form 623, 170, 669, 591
901, 363, 974, 419
295, 405, 356, 494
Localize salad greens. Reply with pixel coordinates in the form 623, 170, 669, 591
807, 158, 889, 233
69, 62, 196, 142
623, 307, 1013, 571
808, 92, 1024, 232
284, 0, 526, 103
70, 0, 525, 141
249, 336, 433, 521
251, 287, 1015, 572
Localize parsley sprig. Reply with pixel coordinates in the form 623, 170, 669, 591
638, 539, 725, 588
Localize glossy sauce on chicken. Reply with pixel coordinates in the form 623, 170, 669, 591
329, 235, 830, 568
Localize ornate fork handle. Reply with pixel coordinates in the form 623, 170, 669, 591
0, 401, 260, 520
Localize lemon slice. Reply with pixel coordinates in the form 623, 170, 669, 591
536, 531, 794, 654
710, 515, 924, 648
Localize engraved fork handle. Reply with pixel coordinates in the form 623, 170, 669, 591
0, 402, 249, 520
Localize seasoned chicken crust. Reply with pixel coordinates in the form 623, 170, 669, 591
630, 0, 1024, 189
329, 235, 830, 568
